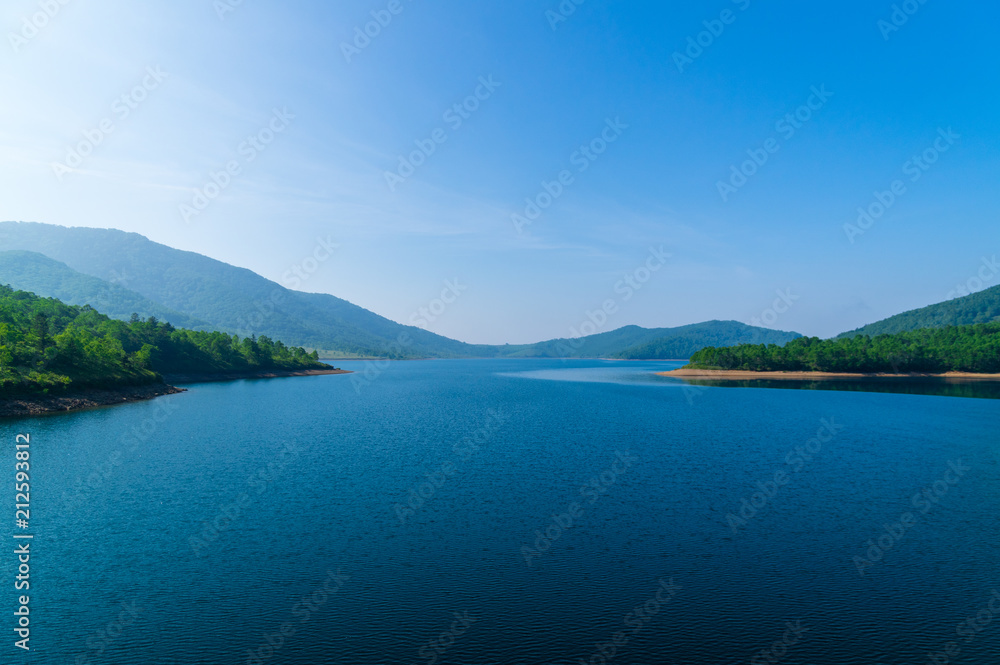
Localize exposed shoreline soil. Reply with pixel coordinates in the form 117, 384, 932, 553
0, 368, 352, 419
658, 369, 1000, 381
0, 384, 187, 419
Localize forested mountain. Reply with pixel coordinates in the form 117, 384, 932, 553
838, 285, 1000, 338
503, 325, 670, 358
502, 322, 800, 359
0, 221, 482, 358
613, 321, 801, 359
0, 222, 803, 359
0, 250, 208, 329
0, 286, 327, 396
688, 324, 1000, 374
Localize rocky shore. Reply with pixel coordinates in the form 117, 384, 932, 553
0, 368, 352, 419
0, 384, 187, 419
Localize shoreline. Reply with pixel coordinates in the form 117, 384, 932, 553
0, 368, 352, 419
658, 369, 1000, 381
0, 384, 187, 419
163, 367, 351, 384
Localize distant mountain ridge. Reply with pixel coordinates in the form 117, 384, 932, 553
613, 321, 801, 359
503, 322, 800, 359
0, 221, 481, 358
0, 221, 803, 358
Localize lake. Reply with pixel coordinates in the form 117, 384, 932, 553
3, 359, 999, 664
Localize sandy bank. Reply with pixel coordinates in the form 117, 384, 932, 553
658, 369, 1000, 381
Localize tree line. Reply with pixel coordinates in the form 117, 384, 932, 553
0, 285, 328, 396
688, 322, 1000, 374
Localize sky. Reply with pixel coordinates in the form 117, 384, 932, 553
0, 0, 998, 344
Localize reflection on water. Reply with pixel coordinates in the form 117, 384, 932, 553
497, 360, 688, 386
671, 377, 1000, 400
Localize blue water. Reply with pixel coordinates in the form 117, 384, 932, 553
3, 359, 999, 664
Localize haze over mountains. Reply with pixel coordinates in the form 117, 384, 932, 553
0, 222, 804, 359
3, 221, 998, 359
0, 250, 208, 330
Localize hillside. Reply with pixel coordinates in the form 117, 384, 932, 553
0, 250, 208, 329
0, 222, 804, 359
838, 285, 1000, 338
0, 285, 329, 397
0, 221, 484, 359
503, 325, 668, 358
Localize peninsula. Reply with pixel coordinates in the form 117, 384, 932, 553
660, 322, 1000, 381
0, 286, 348, 418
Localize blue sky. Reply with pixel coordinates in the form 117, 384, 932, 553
1, 0, 998, 343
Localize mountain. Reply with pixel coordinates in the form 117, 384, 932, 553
0, 250, 209, 329
500, 322, 800, 359
613, 321, 801, 359
838, 284, 1000, 338
503, 325, 673, 358
0, 221, 488, 358
0, 221, 803, 358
